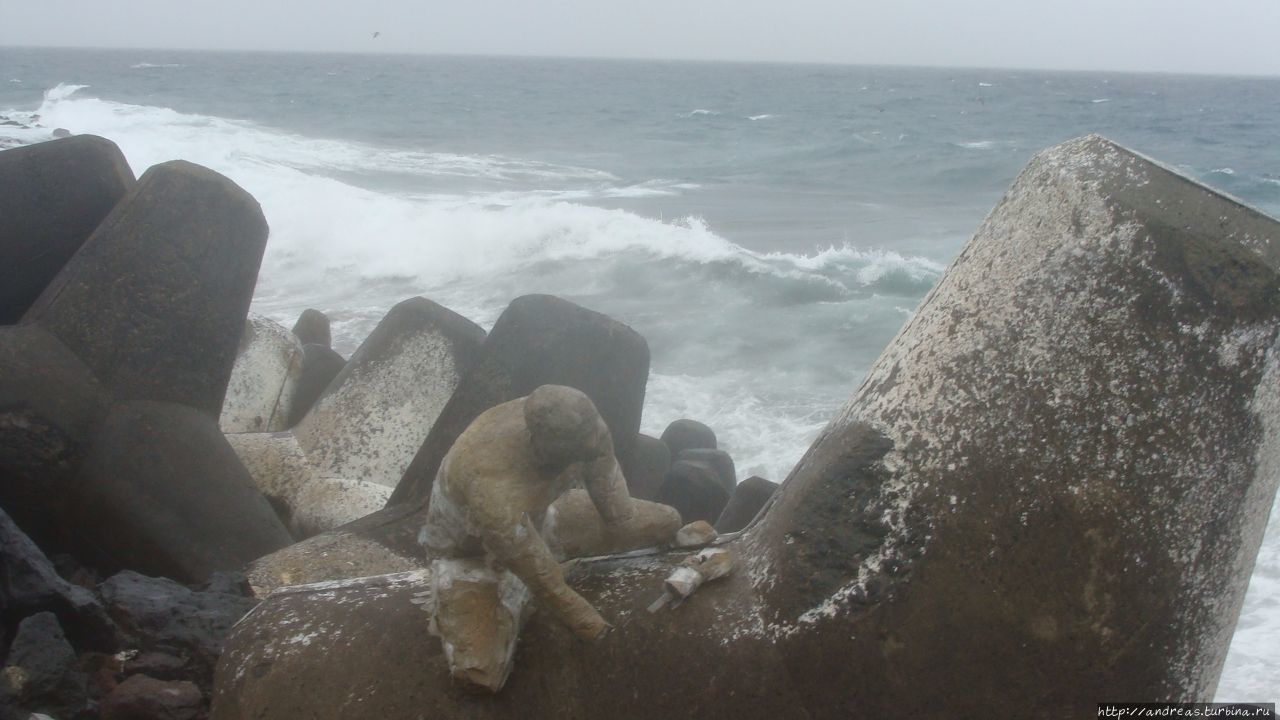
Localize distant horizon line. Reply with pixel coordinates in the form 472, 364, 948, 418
3, 43, 1279, 80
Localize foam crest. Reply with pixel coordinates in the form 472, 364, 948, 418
642, 372, 833, 482
28, 85, 616, 185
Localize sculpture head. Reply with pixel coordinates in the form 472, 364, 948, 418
524, 385, 605, 470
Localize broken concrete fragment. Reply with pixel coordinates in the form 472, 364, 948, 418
220, 314, 304, 433
673, 520, 717, 548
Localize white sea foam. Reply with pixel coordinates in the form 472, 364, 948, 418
130, 63, 184, 69
747, 114, 775, 121
642, 373, 831, 481
1217, 494, 1280, 701
1092, 98, 1111, 104
957, 140, 997, 150
685, 109, 720, 117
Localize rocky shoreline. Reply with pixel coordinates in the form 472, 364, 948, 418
2, 134, 1279, 718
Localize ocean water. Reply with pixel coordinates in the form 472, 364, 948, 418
2, 47, 1278, 700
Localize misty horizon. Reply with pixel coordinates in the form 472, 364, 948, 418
4, 43, 1280, 80
4, 0, 1279, 78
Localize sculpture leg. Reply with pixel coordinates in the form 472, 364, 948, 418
429, 558, 529, 692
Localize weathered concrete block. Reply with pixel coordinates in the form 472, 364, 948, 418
25, 160, 268, 417
67, 401, 292, 584
657, 459, 731, 525
0, 325, 108, 547
294, 297, 485, 489
291, 308, 331, 348
392, 294, 651, 505
210, 137, 1280, 719
286, 344, 345, 428
226, 429, 391, 539
676, 447, 736, 494
244, 529, 422, 597
224, 432, 313, 528
750, 135, 1280, 714
659, 419, 716, 458
0, 135, 135, 324
715, 476, 777, 533
622, 433, 670, 502
220, 314, 304, 433
543, 489, 681, 559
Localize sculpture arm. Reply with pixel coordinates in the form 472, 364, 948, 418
480, 512, 609, 640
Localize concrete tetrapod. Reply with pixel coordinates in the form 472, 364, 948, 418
0, 135, 135, 324
213, 137, 1280, 718
0, 157, 290, 581
243, 294, 652, 591
225, 297, 485, 538
219, 314, 305, 433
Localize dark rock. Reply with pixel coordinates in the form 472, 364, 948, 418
657, 459, 731, 525
66, 401, 292, 583
1, 612, 91, 720
100, 570, 257, 686
210, 137, 1280, 719
0, 508, 116, 652
392, 294, 650, 506
0, 135, 135, 324
124, 652, 189, 682
201, 572, 251, 598
659, 419, 716, 458
715, 476, 778, 533
50, 128, 71, 139
25, 160, 269, 417
676, 447, 736, 494
100, 674, 203, 720
78, 651, 123, 700
285, 343, 345, 428
290, 309, 331, 348
622, 433, 670, 501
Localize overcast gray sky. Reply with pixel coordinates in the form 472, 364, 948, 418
4, 0, 1279, 76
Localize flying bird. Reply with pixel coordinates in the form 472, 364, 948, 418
372, 31, 381, 39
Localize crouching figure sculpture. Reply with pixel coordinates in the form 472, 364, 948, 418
420, 384, 679, 691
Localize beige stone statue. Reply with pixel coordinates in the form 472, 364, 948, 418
420, 385, 680, 691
